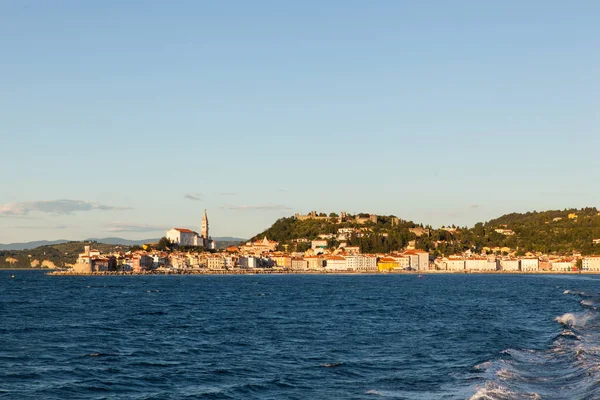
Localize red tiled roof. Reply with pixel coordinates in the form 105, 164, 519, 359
174, 228, 194, 233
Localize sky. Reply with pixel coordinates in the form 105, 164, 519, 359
1, 0, 599, 243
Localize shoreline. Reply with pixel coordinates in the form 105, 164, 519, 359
45, 270, 598, 276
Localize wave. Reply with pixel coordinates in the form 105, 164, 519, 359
469, 382, 540, 400
468, 289, 600, 399
555, 313, 592, 328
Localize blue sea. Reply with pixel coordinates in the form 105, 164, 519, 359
1, 271, 600, 399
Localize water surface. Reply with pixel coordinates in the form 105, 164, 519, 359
1, 271, 597, 399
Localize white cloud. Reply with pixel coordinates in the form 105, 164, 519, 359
9, 224, 77, 230
0, 200, 130, 216
184, 193, 203, 201
104, 223, 168, 233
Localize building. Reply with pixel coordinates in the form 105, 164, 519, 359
550, 259, 575, 272
304, 256, 324, 270
311, 240, 328, 252
166, 228, 204, 247
238, 256, 258, 269
500, 259, 520, 271
207, 256, 225, 270
494, 229, 516, 236
378, 257, 399, 272
271, 254, 292, 268
445, 256, 465, 271
324, 256, 347, 271
520, 258, 539, 272
165, 210, 215, 249
582, 256, 600, 272
242, 237, 279, 254
291, 258, 308, 270
465, 257, 490, 271
404, 250, 429, 271
346, 255, 377, 272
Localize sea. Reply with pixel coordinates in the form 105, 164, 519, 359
1, 271, 600, 399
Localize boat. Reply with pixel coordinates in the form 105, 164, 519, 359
417, 275, 424, 278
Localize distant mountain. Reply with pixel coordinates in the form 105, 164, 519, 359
86, 237, 160, 246
0, 240, 69, 251
0, 237, 247, 251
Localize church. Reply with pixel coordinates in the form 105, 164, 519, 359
165, 209, 215, 249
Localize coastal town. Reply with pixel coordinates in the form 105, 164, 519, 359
50, 209, 600, 275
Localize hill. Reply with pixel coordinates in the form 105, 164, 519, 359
250, 208, 600, 256
0, 240, 70, 251
0, 241, 127, 269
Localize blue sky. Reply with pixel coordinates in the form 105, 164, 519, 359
1, 1, 599, 243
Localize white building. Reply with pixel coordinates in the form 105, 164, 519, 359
582, 256, 600, 272
520, 258, 539, 272
445, 256, 465, 271
345, 255, 377, 272
465, 257, 490, 271
392, 255, 411, 269
405, 250, 429, 271
550, 259, 574, 272
324, 256, 347, 271
500, 259, 520, 271
239, 256, 258, 269
166, 228, 204, 247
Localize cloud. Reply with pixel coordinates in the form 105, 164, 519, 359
184, 193, 203, 201
9, 224, 77, 230
0, 200, 130, 216
104, 223, 168, 233
221, 204, 292, 211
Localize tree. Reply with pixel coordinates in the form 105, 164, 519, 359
329, 212, 339, 218
156, 237, 172, 251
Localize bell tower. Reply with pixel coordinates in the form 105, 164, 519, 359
202, 209, 209, 239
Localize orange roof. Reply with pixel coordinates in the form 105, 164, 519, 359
174, 228, 194, 233
378, 257, 397, 262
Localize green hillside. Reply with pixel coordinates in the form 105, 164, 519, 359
251, 208, 600, 256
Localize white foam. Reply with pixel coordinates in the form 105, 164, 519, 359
555, 313, 592, 327
470, 384, 541, 400
473, 361, 492, 371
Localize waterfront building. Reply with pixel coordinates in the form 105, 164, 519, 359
404, 250, 429, 271
445, 256, 465, 271
346, 255, 377, 272
465, 257, 490, 271
304, 256, 324, 270
271, 254, 292, 268
550, 259, 575, 272
324, 255, 347, 271
238, 256, 258, 269
500, 259, 520, 271
520, 257, 539, 272
291, 258, 308, 270
377, 257, 399, 272
206, 255, 225, 270
582, 256, 600, 272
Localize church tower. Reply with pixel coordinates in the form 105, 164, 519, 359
202, 209, 209, 239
